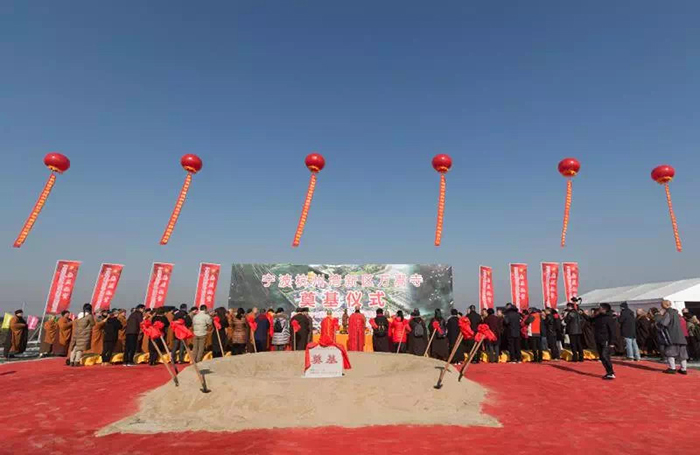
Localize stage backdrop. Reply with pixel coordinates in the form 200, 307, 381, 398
228, 264, 453, 328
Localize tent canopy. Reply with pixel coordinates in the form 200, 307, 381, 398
565, 278, 700, 311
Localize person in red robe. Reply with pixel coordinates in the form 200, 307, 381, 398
321, 310, 339, 343
346, 307, 366, 352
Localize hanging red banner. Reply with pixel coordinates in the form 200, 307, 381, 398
562, 262, 580, 303
45, 260, 81, 315
90, 263, 124, 311
194, 262, 221, 309
479, 265, 494, 309
540, 262, 559, 309
509, 263, 529, 310
144, 263, 174, 309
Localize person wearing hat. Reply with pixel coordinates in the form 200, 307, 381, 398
618, 302, 640, 361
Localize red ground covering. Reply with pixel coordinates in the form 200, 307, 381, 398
1, 358, 698, 455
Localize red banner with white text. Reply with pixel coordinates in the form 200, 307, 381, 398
562, 262, 580, 303
144, 263, 174, 309
509, 263, 529, 310
194, 262, 221, 309
541, 262, 559, 309
479, 265, 494, 309
45, 260, 81, 315
90, 263, 124, 311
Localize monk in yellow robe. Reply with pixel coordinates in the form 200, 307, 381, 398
41, 316, 58, 356
3, 310, 28, 359
53, 311, 73, 356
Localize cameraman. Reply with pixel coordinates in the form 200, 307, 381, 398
564, 297, 584, 362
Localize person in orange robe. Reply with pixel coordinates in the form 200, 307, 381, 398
3, 310, 28, 359
165, 309, 175, 350
347, 307, 366, 352
40, 316, 58, 356
53, 311, 73, 356
115, 309, 127, 353
87, 310, 108, 354
266, 308, 274, 351
321, 310, 339, 343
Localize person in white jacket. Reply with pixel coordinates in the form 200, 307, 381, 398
191, 305, 212, 362
271, 308, 290, 351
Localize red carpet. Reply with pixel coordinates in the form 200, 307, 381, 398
1, 358, 698, 455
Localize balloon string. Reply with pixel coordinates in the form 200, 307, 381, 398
665, 183, 682, 252
434, 174, 446, 246
560, 178, 572, 247
292, 173, 317, 247
13, 173, 56, 248
160, 173, 192, 245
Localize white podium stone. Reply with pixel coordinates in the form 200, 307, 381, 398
305, 346, 343, 378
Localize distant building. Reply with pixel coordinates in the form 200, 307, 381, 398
565, 278, 700, 316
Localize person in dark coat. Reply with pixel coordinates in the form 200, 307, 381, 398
291, 308, 311, 350
635, 309, 652, 356
484, 309, 500, 363
211, 307, 229, 357
465, 305, 482, 363
149, 307, 170, 366
655, 300, 689, 374
502, 303, 522, 362
428, 309, 449, 360
101, 309, 123, 363
124, 305, 144, 366
618, 302, 640, 361
254, 312, 271, 352
581, 309, 596, 351
564, 303, 584, 362
446, 309, 466, 364
592, 304, 617, 379
543, 309, 560, 360
407, 310, 428, 356
611, 313, 625, 356
371, 309, 390, 352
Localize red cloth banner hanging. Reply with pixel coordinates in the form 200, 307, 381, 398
90, 263, 124, 311
144, 263, 174, 309
45, 260, 81, 315
562, 262, 580, 302
194, 262, 221, 309
540, 262, 559, 309
479, 265, 494, 309
509, 263, 529, 310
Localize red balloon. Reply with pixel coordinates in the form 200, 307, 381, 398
432, 154, 452, 173
558, 158, 580, 177
43, 153, 70, 173
651, 165, 675, 184
305, 153, 325, 173
181, 154, 203, 174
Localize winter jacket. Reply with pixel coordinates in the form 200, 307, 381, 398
503, 307, 521, 338
73, 314, 95, 351
125, 311, 143, 335
564, 310, 583, 335
390, 318, 410, 343
484, 315, 500, 340
467, 311, 481, 331
272, 313, 290, 345
592, 312, 616, 344
618, 308, 636, 338
656, 309, 687, 346
192, 312, 212, 337
103, 317, 123, 343
231, 316, 248, 344
173, 310, 192, 328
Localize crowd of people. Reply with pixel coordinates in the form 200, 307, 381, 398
3, 300, 699, 381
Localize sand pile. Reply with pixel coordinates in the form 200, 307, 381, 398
99, 352, 498, 435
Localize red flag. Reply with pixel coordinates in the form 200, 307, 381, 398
509, 263, 529, 310
479, 265, 494, 309
45, 260, 81, 315
562, 262, 580, 302
194, 262, 220, 310
90, 263, 124, 311
540, 262, 560, 309
144, 263, 174, 309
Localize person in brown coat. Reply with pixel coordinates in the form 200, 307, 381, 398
115, 309, 128, 353
53, 311, 73, 356
40, 316, 58, 356
68, 304, 96, 367
3, 310, 28, 359
230, 308, 249, 355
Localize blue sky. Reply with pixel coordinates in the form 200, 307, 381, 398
2, 1, 699, 315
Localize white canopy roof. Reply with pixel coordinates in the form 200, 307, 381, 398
570, 278, 700, 309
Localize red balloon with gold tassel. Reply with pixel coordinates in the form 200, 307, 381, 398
432, 154, 452, 246
160, 154, 203, 245
651, 165, 682, 252
558, 158, 580, 247
292, 153, 325, 247
13, 153, 71, 248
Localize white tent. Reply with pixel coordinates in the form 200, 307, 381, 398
567, 278, 700, 314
